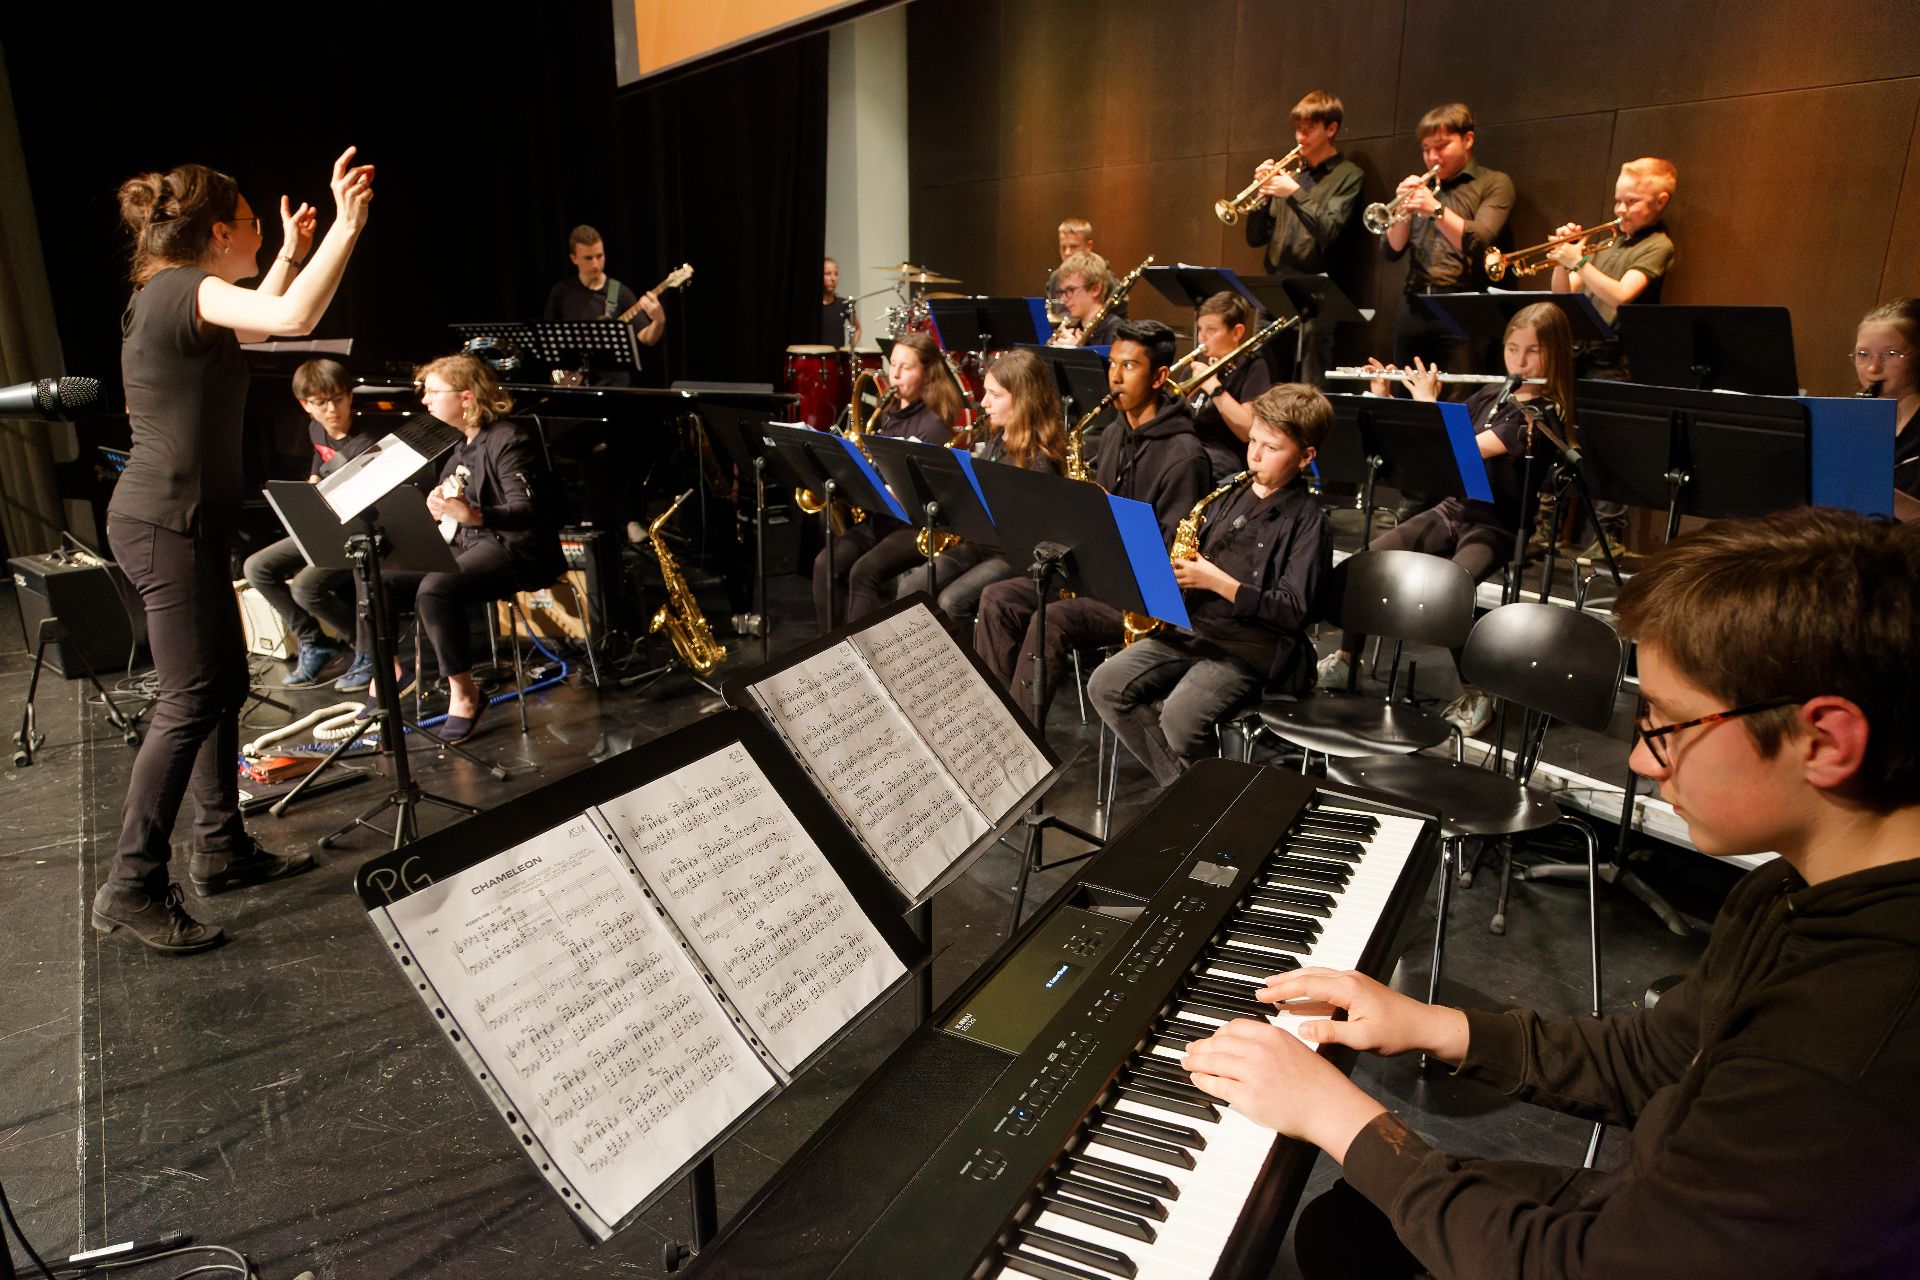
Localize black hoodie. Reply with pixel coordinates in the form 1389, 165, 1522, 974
1091, 394, 1211, 546
1343, 855, 1920, 1278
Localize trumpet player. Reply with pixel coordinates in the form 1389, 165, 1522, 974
976, 320, 1210, 720
811, 332, 959, 632
1088, 385, 1334, 788
1548, 157, 1679, 331
1384, 103, 1515, 374
1243, 91, 1363, 385
1187, 291, 1276, 482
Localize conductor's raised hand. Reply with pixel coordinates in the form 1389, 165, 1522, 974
329, 145, 376, 229
279, 195, 316, 260
1259, 966, 1469, 1062
1180, 1019, 1385, 1157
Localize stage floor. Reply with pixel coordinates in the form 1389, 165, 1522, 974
0, 562, 1724, 1279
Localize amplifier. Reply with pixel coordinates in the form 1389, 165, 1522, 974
497, 571, 595, 644
10, 553, 146, 677
558, 524, 632, 633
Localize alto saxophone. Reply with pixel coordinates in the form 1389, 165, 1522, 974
1123, 470, 1252, 646
646, 489, 727, 677
1065, 391, 1117, 483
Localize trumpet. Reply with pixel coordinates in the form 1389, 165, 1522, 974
1167, 314, 1301, 402
1326, 367, 1545, 387
1484, 218, 1623, 281
1214, 146, 1304, 225
1363, 165, 1441, 235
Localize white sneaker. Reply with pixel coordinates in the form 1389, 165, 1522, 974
1316, 652, 1350, 690
1442, 689, 1493, 737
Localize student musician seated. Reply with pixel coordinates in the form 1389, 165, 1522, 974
370, 353, 562, 744
811, 331, 959, 632
1853, 297, 1920, 507
1044, 218, 1124, 326
1187, 290, 1276, 482
1046, 250, 1121, 348
913, 347, 1067, 630
1181, 508, 1920, 1280
1317, 301, 1574, 737
976, 318, 1210, 720
1088, 385, 1333, 787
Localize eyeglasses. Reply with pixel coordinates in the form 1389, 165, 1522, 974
301, 393, 350, 409
226, 216, 262, 232
1634, 696, 1798, 769
1851, 348, 1911, 365
416, 384, 461, 401
1058, 283, 1088, 298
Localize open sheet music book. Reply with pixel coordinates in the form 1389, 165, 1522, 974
360, 719, 917, 1240
738, 599, 1055, 902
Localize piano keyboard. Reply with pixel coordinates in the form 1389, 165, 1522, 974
683, 762, 1439, 1280
991, 805, 1428, 1280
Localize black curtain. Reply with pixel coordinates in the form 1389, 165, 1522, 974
1, 7, 827, 395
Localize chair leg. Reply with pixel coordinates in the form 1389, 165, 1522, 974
1072, 649, 1087, 725
1491, 839, 1515, 935
1571, 816, 1603, 1018
1100, 723, 1119, 839
508, 602, 530, 735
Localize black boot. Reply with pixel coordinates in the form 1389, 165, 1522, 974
188, 839, 316, 895
92, 883, 224, 954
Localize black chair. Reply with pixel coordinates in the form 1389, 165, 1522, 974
1328, 601, 1625, 1018
1237, 550, 1476, 768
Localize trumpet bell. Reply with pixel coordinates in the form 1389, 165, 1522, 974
1214, 199, 1242, 226
1483, 248, 1507, 282
1362, 202, 1396, 236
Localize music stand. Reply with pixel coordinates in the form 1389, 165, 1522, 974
1420, 291, 1614, 345
1241, 274, 1361, 380
927, 297, 1044, 352
1142, 264, 1259, 314
698, 405, 785, 663
1018, 343, 1111, 420
972, 462, 1189, 924
1614, 305, 1797, 394
528, 319, 644, 380
863, 437, 1001, 600
259, 478, 495, 847
1323, 393, 1493, 543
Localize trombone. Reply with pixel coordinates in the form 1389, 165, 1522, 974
1167, 314, 1301, 402
1214, 146, 1304, 225
1484, 218, 1623, 281
1363, 164, 1441, 235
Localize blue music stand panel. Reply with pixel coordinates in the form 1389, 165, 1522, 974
952, 447, 994, 523
1109, 495, 1191, 629
837, 436, 909, 521
1026, 298, 1054, 345
1800, 396, 1895, 517
1436, 401, 1494, 503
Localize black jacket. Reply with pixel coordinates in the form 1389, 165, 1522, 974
1092, 395, 1211, 546
1178, 478, 1330, 691
1345, 855, 1920, 1278
440, 420, 563, 587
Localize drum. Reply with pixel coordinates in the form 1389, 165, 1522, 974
782, 344, 844, 430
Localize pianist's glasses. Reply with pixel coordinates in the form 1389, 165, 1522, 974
1634, 697, 1799, 769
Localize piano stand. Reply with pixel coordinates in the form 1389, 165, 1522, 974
1007, 809, 1103, 932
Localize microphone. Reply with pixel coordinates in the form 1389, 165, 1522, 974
0, 376, 103, 420
1491, 373, 1525, 411
1860, 380, 1884, 399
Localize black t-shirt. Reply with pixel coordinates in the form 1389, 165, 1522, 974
111, 265, 251, 533
821, 297, 855, 346
1895, 406, 1919, 499
308, 420, 373, 480
1452, 383, 1549, 533
544, 275, 639, 323
1191, 356, 1276, 471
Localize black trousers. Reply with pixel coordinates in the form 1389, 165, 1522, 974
975, 578, 1123, 721
106, 515, 250, 892
1392, 293, 1481, 385
377, 537, 519, 679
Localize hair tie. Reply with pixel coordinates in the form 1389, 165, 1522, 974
147, 203, 176, 226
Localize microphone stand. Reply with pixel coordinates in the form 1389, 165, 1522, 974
1520, 400, 1623, 605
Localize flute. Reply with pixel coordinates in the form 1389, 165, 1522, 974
1326, 368, 1546, 386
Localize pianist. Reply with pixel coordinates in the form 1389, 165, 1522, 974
1182, 507, 1920, 1278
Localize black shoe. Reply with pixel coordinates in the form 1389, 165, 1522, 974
92, 883, 224, 954
188, 840, 317, 895
436, 699, 489, 744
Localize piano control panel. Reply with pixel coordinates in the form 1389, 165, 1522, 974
944, 905, 1131, 1055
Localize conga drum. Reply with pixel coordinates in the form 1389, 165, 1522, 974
782, 344, 844, 430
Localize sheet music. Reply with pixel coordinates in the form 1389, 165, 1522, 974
752, 642, 987, 899
384, 822, 775, 1228
592, 744, 906, 1072
851, 606, 1049, 823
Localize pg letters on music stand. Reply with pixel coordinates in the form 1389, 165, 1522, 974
357, 599, 1062, 1241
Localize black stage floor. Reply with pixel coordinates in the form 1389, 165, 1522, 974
0, 558, 1728, 1279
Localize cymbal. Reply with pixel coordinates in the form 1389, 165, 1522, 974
871, 262, 961, 284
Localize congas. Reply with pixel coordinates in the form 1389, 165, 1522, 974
782, 344, 844, 430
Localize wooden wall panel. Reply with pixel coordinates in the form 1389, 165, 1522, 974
905, 0, 1920, 394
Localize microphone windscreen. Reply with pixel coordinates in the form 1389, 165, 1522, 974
55, 376, 103, 413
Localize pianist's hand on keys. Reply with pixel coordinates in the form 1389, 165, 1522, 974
1178, 967, 1470, 1160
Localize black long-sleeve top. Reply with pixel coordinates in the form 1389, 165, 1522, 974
1176, 477, 1330, 690
439, 419, 563, 586
1091, 395, 1211, 546
1245, 154, 1364, 277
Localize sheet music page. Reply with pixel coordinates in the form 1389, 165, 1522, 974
593, 743, 907, 1073
752, 641, 987, 899
385, 821, 776, 1228
851, 606, 1051, 824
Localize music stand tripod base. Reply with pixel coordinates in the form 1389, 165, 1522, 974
13, 616, 140, 767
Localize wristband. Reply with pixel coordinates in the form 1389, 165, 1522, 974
279, 252, 305, 268
1571, 255, 1591, 272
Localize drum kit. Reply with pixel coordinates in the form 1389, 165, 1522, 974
783, 260, 972, 431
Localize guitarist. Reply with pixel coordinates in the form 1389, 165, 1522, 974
543, 223, 666, 386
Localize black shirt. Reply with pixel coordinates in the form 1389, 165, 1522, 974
1895, 405, 1919, 499
112, 265, 251, 533
1092, 396, 1212, 546
1191, 356, 1276, 476
1443, 383, 1551, 534
308, 420, 373, 481
544, 275, 640, 324
439, 419, 564, 586
1245, 154, 1365, 277
821, 297, 855, 346
875, 398, 953, 446
1383, 160, 1516, 293
1178, 477, 1331, 691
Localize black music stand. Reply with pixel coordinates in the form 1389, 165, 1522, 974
863, 437, 1001, 601
1018, 343, 1111, 423
972, 464, 1190, 927
1142, 263, 1258, 314
259, 478, 493, 847
762, 423, 904, 630
1323, 394, 1492, 543
1513, 398, 1623, 605
927, 296, 1043, 352
1614, 305, 1797, 394
698, 405, 784, 664
1242, 274, 1362, 381
1421, 290, 1615, 345
530, 318, 644, 381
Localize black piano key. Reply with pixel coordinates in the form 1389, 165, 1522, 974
1242, 899, 1325, 934
1084, 1121, 1199, 1169
1262, 866, 1347, 893
1304, 805, 1379, 832
1183, 976, 1274, 1016
1224, 915, 1317, 947
1040, 1191, 1158, 1243
1249, 885, 1337, 916
1090, 1106, 1205, 1152
1296, 817, 1375, 838
1205, 945, 1300, 980
1119, 1071, 1222, 1120
1223, 925, 1309, 957
1004, 1246, 1116, 1280
1177, 985, 1272, 1020
1053, 1172, 1169, 1222
1066, 1152, 1181, 1200
1150, 1017, 1217, 1045
1272, 855, 1352, 883
1015, 1226, 1137, 1280
1283, 835, 1365, 863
